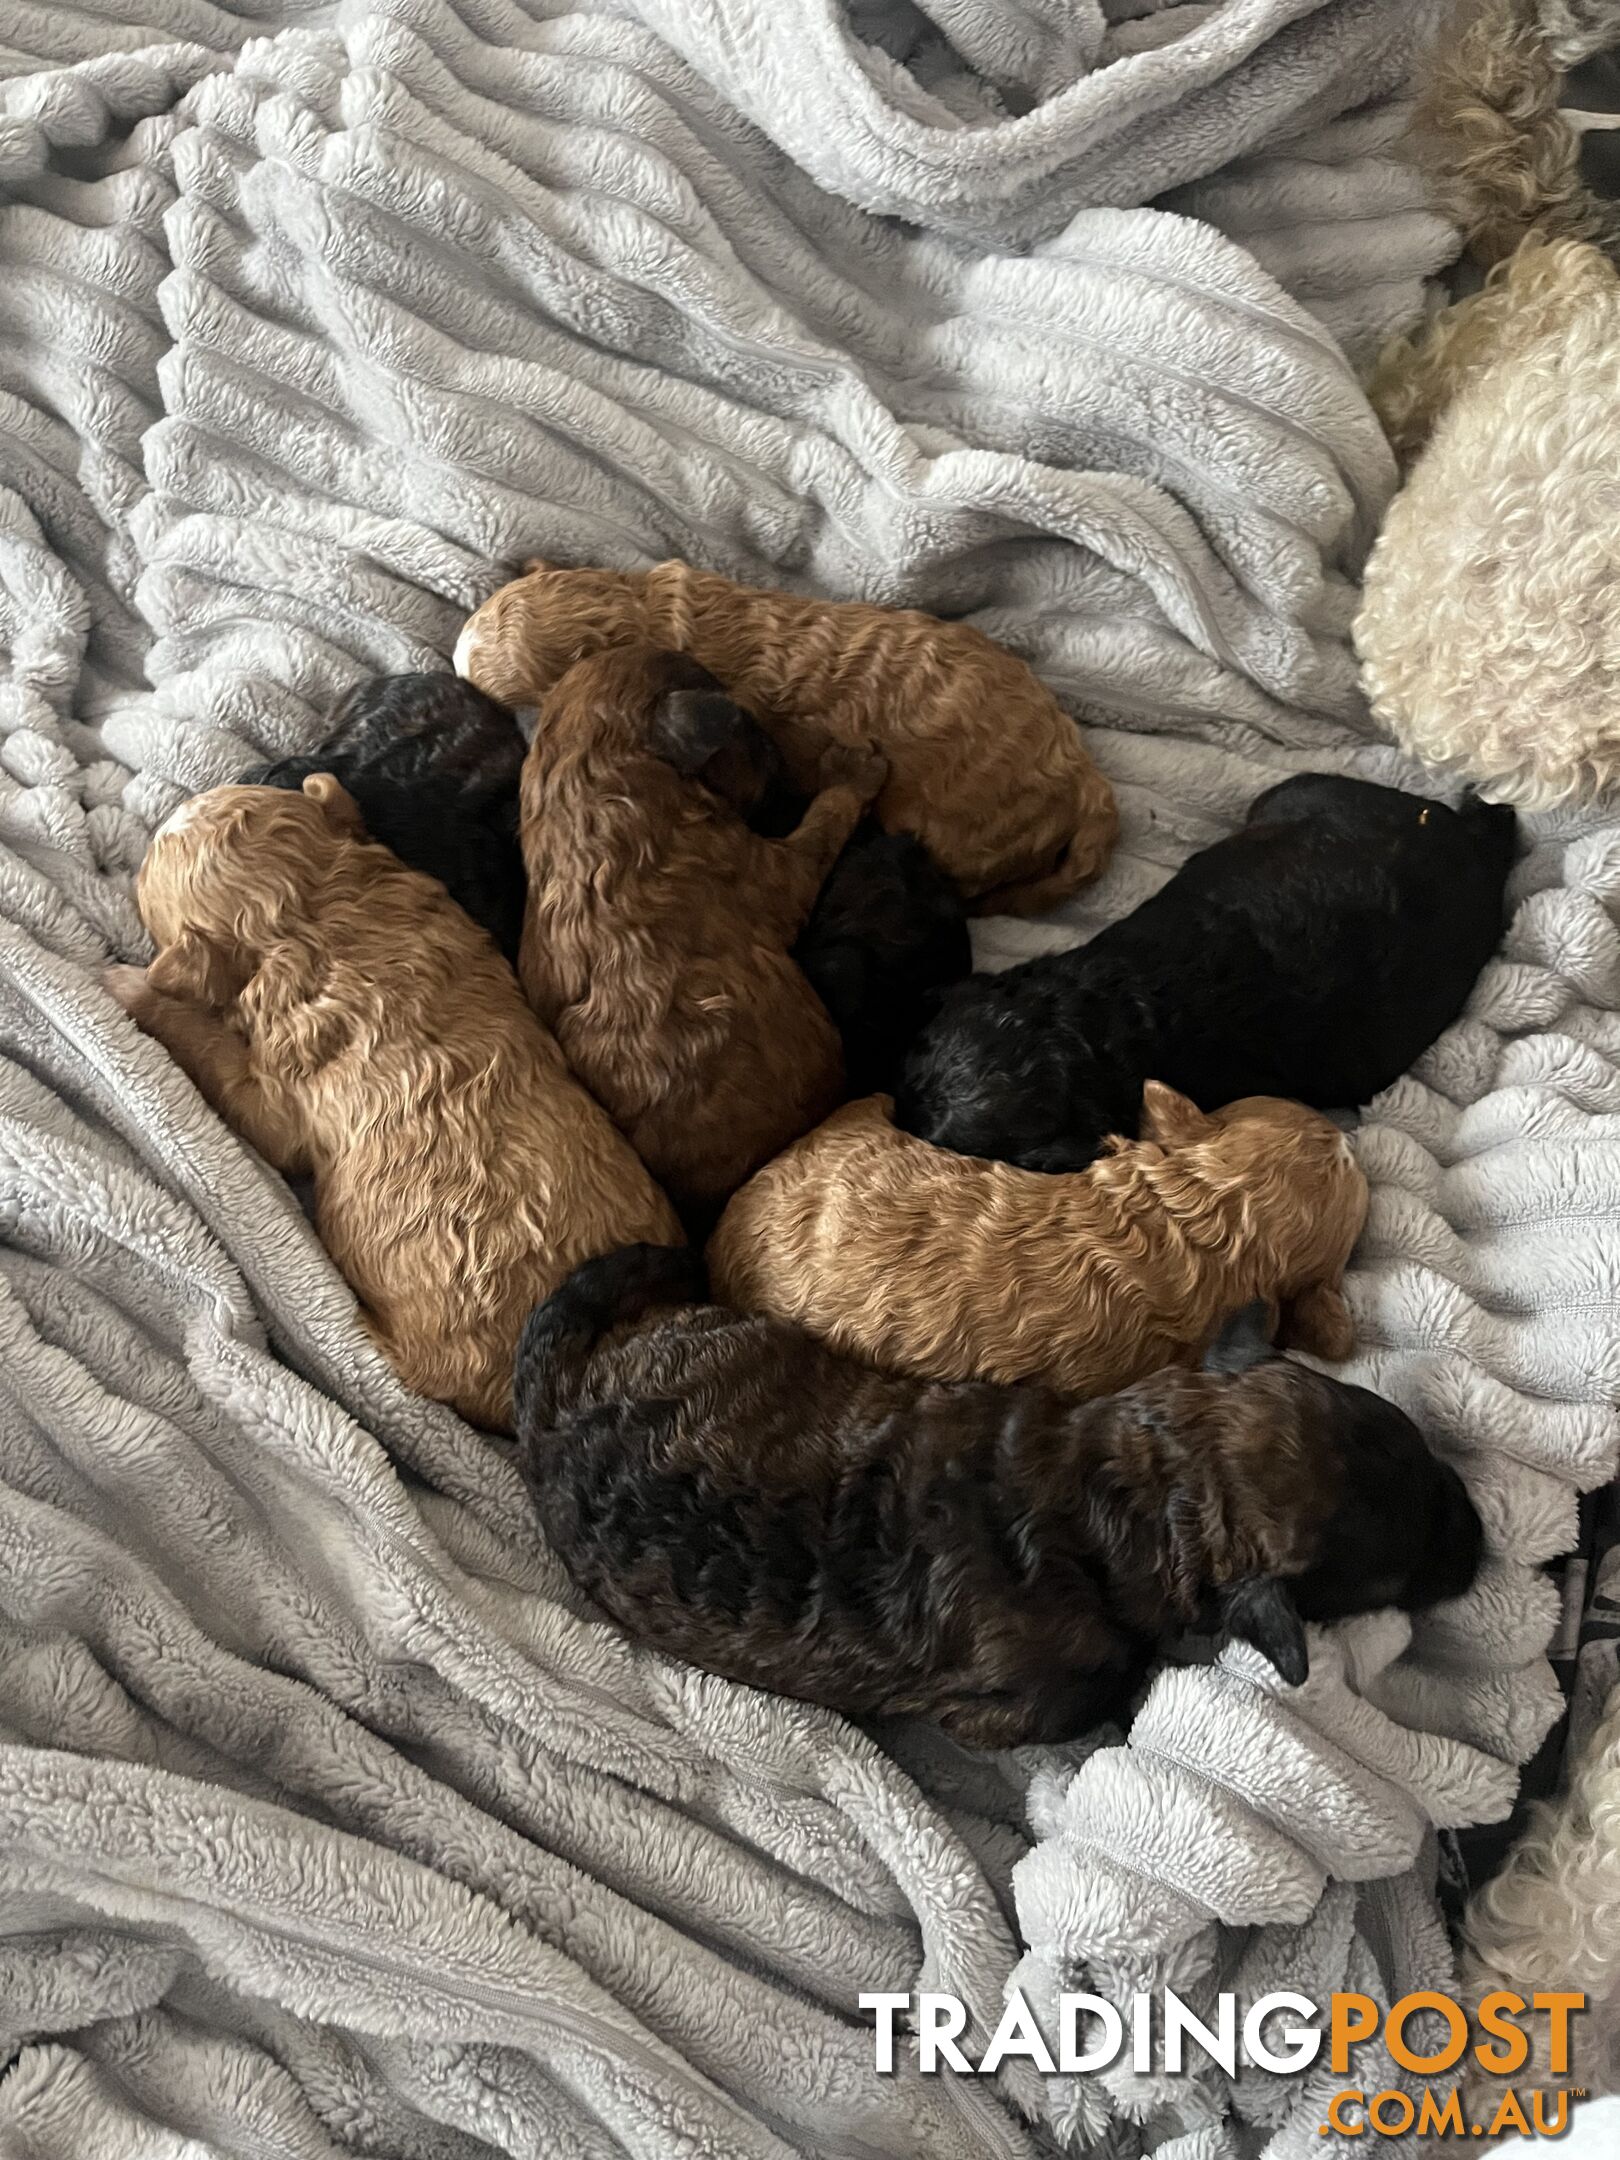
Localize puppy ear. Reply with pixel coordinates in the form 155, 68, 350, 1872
147, 928, 248, 1009
647, 685, 754, 778
1278, 1281, 1355, 1362
1217, 1576, 1309, 1685
1203, 1300, 1276, 1374
1138, 1082, 1213, 1148
301, 771, 365, 836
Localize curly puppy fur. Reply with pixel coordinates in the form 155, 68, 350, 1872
790, 822, 971, 1096
710, 1087, 1367, 1398
107, 779, 680, 1430
245, 673, 530, 963
455, 557, 1117, 914
1358, 241, 1620, 810
518, 644, 887, 1218
896, 774, 1516, 1175
1400, 0, 1620, 278
1369, 0, 1620, 463
658, 750, 972, 1098
1367, 236, 1616, 468
1461, 1676, 1620, 2096
514, 1248, 1484, 1750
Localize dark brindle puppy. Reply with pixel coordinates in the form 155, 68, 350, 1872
895, 775, 1517, 1172
514, 1246, 1483, 1750
246, 673, 529, 963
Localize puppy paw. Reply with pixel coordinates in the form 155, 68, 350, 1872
821, 739, 889, 802
102, 963, 152, 1015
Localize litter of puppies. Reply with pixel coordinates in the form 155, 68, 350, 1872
109, 562, 1506, 1747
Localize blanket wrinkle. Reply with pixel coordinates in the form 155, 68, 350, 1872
1, 3, 1616, 2156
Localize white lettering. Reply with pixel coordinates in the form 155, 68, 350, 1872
860, 1992, 912, 2074
1164, 1990, 1237, 2075
917, 1992, 972, 2074
1060, 1994, 1124, 2072
979, 1991, 1057, 2075
1244, 1991, 1322, 2073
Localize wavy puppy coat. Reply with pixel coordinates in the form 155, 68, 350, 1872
515, 1248, 1484, 1750
107, 779, 681, 1431
456, 557, 1117, 913
710, 1087, 1368, 1397
1358, 240, 1620, 809
518, 645, 885, 1215
246, 672, 529, 963
897, 774, 1516, 1174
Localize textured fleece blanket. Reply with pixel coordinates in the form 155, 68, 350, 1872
0, 2, 1614, 2155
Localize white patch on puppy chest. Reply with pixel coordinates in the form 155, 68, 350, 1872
452, 620, 477, 678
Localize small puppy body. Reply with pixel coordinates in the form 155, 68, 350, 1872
518, 645, 886, 1216
455, 557, 1117, 913
790, 822, 971, 1097
245, 672, 530, 963
897, 774, 1516, 1173
1359, 240, 1620, 808
110, 778, 681, 1431
515, 1247, 1484, 1750
710, 1087, 1368, 1396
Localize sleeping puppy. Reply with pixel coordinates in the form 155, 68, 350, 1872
105, 778, 681, 1431
790, 824, 971, 1097
518, 644, 887, 1217
514, 1247, 1484, 1751
709, 1086, 1368, 1395
731, 754, 973, 1097
688, 729, 972, 1093
245, 672, 529, 964
456, 557, 1117, 913
897, 774, 1517, 1172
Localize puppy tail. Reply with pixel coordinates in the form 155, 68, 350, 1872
513, 1243, 705, 1432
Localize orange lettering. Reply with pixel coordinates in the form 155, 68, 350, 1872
1369, 2090, 1415, 2136
1532, 1993, 1584, 2077
1331, 1995, 1380, 2074
1328, 2091, 1366, 2136
1474, 1992, 1528, 2077
1418, 2090, 1465, 2137
1532, 2091, 1570, 2135
1487, 2091, 1531, 2139
1386, 1993, 1469, 2075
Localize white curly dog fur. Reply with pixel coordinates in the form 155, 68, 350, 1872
1462, 1677, 1620, 2093
1355, 239, 1620, 812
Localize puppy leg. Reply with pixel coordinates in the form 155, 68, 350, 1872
106, 968, 312, 1175
932, 1659, 1144, 1750
756, 746, 889, 937
1278, 1281, 1355, 1362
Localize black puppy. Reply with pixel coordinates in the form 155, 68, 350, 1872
896, 775, 1517, 1171
513, 1247, 1483, 1750
246, 673, 529, 963
725, 739, 972, 1096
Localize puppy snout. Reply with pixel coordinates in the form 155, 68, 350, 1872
1431, 1460, 1485, 1604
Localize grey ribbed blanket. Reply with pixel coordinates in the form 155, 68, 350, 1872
0, 3, 1613, 2156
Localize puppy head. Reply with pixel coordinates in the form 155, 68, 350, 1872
319, 671, 526, 781
1200, 1338, 1484, 1683
540, 643, 799, 817
1204, 1094, 1368, 1288
138, 777, 363, 1005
